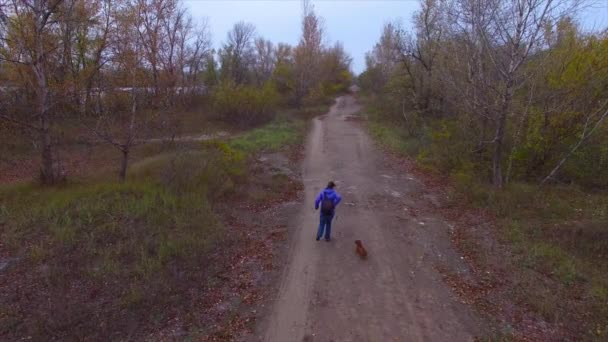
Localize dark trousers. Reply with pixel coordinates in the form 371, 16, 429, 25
317, 213, 334, 240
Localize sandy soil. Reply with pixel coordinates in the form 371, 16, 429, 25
257, 95, 485, 342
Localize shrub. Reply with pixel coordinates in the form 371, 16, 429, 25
212, 80, 279, 127
130, 141, 246, 199
415, 120, 476, 177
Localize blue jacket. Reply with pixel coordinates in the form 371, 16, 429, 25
315, 188, 342, 213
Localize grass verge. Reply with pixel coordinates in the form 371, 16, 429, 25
0, 145, 240, 339
362, 101, 608, 339
228, 118, 306, 154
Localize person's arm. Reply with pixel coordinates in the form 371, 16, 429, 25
334, 192, 342, 206
314, 192, 323, 209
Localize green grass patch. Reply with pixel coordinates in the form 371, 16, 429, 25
1, 171, 223, 274
228, 117, 306, 154
368, 121, 417, 154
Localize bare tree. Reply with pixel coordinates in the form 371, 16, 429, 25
293, 0, 324, 105
368, 22, 400, 87
274, 42, 292, 66
219, 21, 256, 84
253, 37, 274, 86
160, 1, 190, 104
0, 0, 67, 184
184, 18, 211, 93
87, 6, 150, 182
435, 0, 581, 187
397, 0, 445, 114
475, 0, 580, 187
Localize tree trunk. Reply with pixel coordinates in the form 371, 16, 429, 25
119, 87, 138, 182
35, 27, 59, 184
505, 89, 534, 184
475, 114, 489, 153
492, 116, 505, 187
119, 148, 129, 182
40, 110, 56, 184
493, 80, 514, 188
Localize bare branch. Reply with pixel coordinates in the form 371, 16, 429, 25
542, 101, 608, 185
0, 113, 41, 131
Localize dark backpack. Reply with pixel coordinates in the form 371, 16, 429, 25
320, 194, 335, 215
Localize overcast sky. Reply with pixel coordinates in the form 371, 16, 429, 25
184, 0, 608, 74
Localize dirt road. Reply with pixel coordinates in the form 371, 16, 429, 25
260, 95, 483, 341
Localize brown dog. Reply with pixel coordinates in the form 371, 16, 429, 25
355, 240, 368, 259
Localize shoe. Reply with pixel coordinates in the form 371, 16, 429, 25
316, 237, 320, 241
325, 238, 331, 242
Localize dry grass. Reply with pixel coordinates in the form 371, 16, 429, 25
0, 105, 312, 339
0, 144, 238, 339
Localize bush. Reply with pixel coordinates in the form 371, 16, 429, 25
416, 120, 477, 175
302, 83, 331, 107
213, 80, 279, 127
130, 141, 246, 200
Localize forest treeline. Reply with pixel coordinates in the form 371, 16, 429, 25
0, 0, 352, 183
359, 0, 608, 189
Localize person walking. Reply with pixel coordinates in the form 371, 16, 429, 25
314, 181, 342, 241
